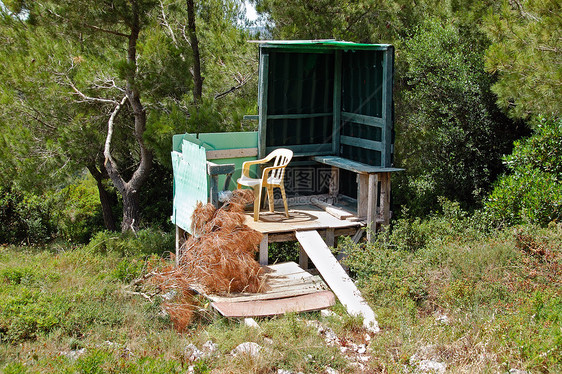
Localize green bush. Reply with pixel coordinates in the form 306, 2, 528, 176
486, 118, 562, 226
394, 18, 526, 216
86, 229, 174, 257
52, 176, 105, 244
0, 185, 55, 245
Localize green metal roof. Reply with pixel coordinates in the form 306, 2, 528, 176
253, 39, 391, 51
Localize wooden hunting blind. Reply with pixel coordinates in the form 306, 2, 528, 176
171, 40, 402, 327
256, 40, 394, 165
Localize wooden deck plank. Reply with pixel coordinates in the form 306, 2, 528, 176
245, 205, 362, 235
211, 290, 336, 318
310, 198, 354, 220
263, 261, 313, 278
209, 275, 326, 302
204, 263, 331, 305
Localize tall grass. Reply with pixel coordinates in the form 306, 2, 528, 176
342, 212, 562, 373
1, 217, 560, 373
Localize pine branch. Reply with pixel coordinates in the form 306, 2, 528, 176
66, 77, 120, 105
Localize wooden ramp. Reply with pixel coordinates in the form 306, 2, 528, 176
209, 262, 336, 318
295, 230, 380, 333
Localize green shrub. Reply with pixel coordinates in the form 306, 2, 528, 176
52, 175, 105, 244
485, 118, 562, 226
86, 229, 174, 257
394, 18, 525, 216
0, 185, 55, 245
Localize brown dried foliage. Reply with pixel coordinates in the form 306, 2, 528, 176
148, 190, 266, 331
181, 189, 266, 294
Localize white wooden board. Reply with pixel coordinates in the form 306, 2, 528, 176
295, 230, 380, 333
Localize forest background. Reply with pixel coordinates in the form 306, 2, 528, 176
0, 1, 561, 373
0, 0, 560, 241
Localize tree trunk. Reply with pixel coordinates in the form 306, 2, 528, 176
120, 187, 139, 232
87, 164, 117, 232
186, 0, 202, 103
103, 8, 153, 233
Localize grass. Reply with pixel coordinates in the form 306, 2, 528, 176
0, 222, 560, 373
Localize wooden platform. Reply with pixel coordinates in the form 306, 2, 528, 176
208, 262, 336, 317
244, 204, 364, 236
243, 199, 369, 266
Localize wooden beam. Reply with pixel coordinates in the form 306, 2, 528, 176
313, 155, 404, 174
333, 50, 342, 156
341, 112, 385, 128
310, 198, 354, 220
267, 112, 332, 120
366, 173, 379, 242
380, 172, 391, 226
299, 243, 309, 270
340, 135, 383, 153
259, 234, 269, 265
212, 290, 335, 318
295, 230, 380, 332
206, 148, 258, 160
325, 228, 335, 247
258, 52, 269, 159
381, 47, 394, 167
329, 166, 339, 203
175, 225, 185, 266
267, 143, 332, 157
357, 174, 369, 218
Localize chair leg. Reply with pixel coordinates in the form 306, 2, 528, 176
253, 186, 261, 222
280, 184, 289, 218
267, 186, 275, 212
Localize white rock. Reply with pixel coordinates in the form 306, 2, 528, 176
357, 344, 367, 354
321, 309, 337, 318
277, 370, 293, 374
322, 327, 339, 343
305, 320, 339, 345
358, 355, 370, 362
61, 348, 87, 361
185, 343, 203, 361
509, 370, 529, 374
415, 359, 446, 374
244, 318, 260, 328
202, 340, 218, 354
325, 367, 339, 374
231, 342, 262, 357
435, 313, 450, 325
364, 333, 371, 342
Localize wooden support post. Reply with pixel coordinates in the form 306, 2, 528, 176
175, 225, 185, 266
259, 234, 269, 265
329, 166, 339, 204
325, 228, 335, 248
357, 174, 369, 218
299, 243, 309, 270
379, 172, 391, 227
366, 173, 379, 242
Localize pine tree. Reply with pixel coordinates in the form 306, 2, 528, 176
483, 0, 562, 119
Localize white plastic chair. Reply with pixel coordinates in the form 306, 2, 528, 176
237, 148, 293, 221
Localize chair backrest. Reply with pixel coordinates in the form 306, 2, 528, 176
267, 148, 293, 182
